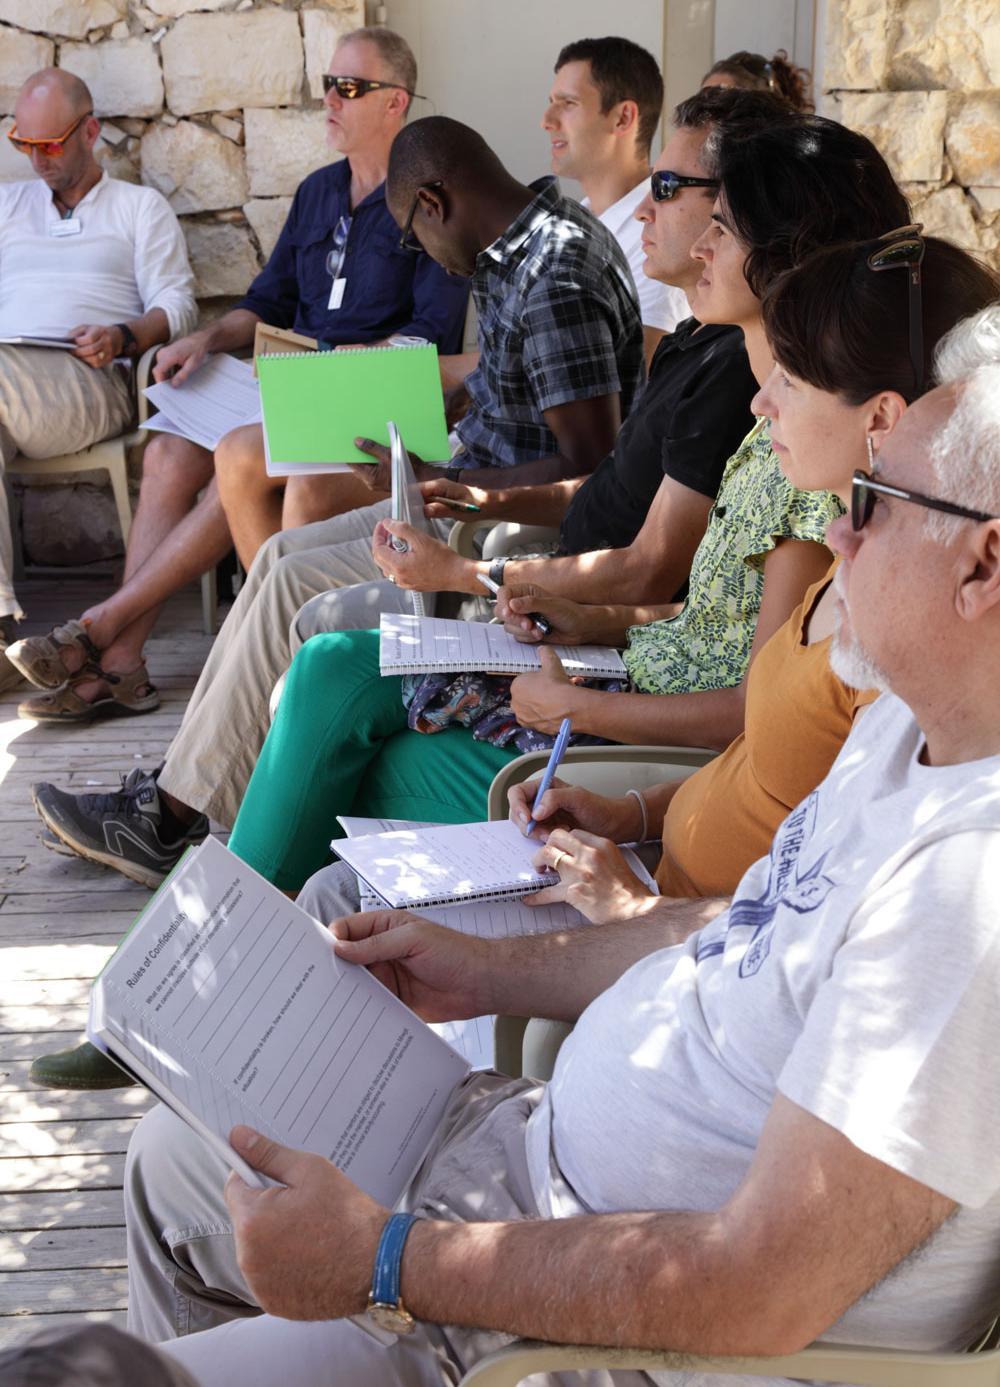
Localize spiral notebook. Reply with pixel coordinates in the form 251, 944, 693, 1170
378, 612, 626, 677
258, 343, 449, 476
334, 819, 554, 908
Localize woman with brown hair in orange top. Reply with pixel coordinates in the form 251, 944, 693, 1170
512, 232, 1000, 922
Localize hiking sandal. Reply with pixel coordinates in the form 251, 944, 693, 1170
6, 618, 103, 690
18, 663, 160, 723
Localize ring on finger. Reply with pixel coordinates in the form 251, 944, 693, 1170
551, 848, 567, 870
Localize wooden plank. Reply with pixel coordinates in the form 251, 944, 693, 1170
0, 938, 124, 967
0, 1033, 91, 1061
0, 1119, 140, 1159
3, 980, 93, 1007
0, 1267, 129, 1313
0, 1309, 128, 1347
0, 1003, 89, 1030
0, 857, 144, 893
0, 1152, 126, 1191
0, 1188, 124, 1231
2, 1225, 127, 1271
1, 1085, 150, 1122
0, 891, 150, 916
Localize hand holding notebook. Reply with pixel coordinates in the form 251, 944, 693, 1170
378, 612, 626, 678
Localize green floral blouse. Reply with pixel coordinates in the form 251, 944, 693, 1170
623, 419, 843, 695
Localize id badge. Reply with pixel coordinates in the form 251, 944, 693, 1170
328, 277, 347, 310
49, 218, 82, 237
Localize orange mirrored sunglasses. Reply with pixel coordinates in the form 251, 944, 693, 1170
7, 110, 92, 158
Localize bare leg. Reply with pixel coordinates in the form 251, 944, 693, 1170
215, 422, 285, 569
282, 473, 389, 530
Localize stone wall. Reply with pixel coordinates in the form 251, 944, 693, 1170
0, 0, 365, 307
824, 0, 1000, 266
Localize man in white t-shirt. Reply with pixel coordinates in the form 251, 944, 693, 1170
124, 308, 1000, 1384
0, 69, 195, 675
543, 36, 689, 362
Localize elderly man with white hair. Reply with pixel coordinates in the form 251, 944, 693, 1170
110, 305, 1000, 1385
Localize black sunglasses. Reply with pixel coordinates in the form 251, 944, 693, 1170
322, 74, 416, 99
398, 180, 443, 252
650, 170, 720, 202
851, 468, 997, 533
867, 224, 925, 397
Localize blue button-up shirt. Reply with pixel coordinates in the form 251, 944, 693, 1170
238, 159, 468, 352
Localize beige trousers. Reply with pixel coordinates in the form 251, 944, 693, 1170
0, 345, 133, 617
157, 500, 450, 829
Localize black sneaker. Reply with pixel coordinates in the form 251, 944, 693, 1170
32, 768, 209, 890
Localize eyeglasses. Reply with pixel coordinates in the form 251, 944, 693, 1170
398, 180, 443, 252
325, 215, 352, 278
322, 74, 415, 100
867, 224, 925, 397
650, 170, 720, 202
7, 110, 92, 157
851, 468, 997, 533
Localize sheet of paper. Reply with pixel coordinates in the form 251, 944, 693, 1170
378, 612, 626, 678
0, 335, 76, 349
338, 816, 441, 837
89, 837, 468, 1206
144, 354, 262, 452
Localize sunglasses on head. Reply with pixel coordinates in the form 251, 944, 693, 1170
322, 74, 414, 100
867, 223, 926, 397
7, 110, 92, 158
650, 170, 720, 202
851, 468, 996, 533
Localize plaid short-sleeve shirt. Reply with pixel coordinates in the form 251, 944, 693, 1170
455, 179, 644, 469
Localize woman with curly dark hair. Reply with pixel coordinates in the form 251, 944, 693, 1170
703, 48, 813, 113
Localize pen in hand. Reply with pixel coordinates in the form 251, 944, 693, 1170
476, 572, 552, 637
525, 716, 572, 838
436, 496, 481, 513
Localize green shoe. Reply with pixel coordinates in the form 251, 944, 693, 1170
29, 1040, 136, 1090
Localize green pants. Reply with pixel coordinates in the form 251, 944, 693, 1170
227, 629, 520, 890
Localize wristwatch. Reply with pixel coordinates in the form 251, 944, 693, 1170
488, 556, 508, 587
366, 1211, 419, 1335
114, 322, 139, 359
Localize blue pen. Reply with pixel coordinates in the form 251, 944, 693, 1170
524, 716, 572, 837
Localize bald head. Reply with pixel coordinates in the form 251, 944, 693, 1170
16, 68, 93, 125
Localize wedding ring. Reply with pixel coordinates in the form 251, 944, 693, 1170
551, 848, 566, 870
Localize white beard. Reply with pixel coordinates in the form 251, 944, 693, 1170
829, 626, 891, 693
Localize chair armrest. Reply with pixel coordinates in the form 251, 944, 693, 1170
458, 1338, 999, 1387
448, 518, 502, 559
487, 744, 716, 821
134, 343, 160, 425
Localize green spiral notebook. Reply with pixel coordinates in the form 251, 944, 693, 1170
258, 343, 450, 477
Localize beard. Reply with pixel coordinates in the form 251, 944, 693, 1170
828, 569, 892, 693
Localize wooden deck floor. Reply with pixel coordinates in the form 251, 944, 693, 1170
0, 577, 216, 1347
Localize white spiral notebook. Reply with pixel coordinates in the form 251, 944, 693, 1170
378, 612, 626, 678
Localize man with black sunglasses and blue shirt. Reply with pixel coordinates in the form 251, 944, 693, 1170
7, 26, 468, 731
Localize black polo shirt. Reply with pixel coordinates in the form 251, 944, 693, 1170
558, 318, 757, 555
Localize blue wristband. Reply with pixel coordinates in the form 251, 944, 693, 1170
370, 1211, 419, 1312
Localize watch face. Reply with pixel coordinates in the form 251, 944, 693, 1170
367, 1301, 416, 1335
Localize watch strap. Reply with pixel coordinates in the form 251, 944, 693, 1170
370, 1211, 419, 1311
114, 323, 138, 358
445, 465, 463, 483
488, 556, 508, 587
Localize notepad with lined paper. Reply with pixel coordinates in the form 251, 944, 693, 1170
378, 612, 626, 677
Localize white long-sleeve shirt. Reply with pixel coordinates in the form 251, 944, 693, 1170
0, 172, 197, 341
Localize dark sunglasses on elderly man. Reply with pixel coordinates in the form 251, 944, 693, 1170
650, 170, 720, 202
851, 469, 997, 534
7, 110, 92, 157
867, 224, 926, 397
322, 74, 417, 100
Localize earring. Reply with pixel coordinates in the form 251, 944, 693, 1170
866, 435, 876, 470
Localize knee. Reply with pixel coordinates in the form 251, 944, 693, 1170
141, 435, 213, 498
126, 1104, 231, 1242
215, 426, 263, 485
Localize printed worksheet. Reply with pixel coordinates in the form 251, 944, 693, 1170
144, 354, 262, 452
89, 837, 469, 1203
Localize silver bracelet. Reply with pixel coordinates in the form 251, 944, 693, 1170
626, 787, 649, 843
